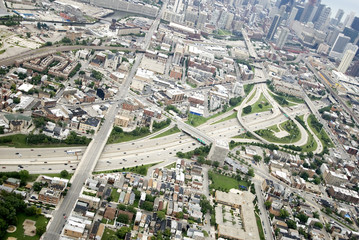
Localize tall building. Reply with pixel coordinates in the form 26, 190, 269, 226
266, 14, 281, 40
314, 6, 331, 31
196, 11, 207, 29
338, 50, 356, 73
329, 34, 351, 58
335, 9, 344, 23
287, 6, 298, 25
276, 28, 289, 49
351, 17, 359, 32
312, 4, 325, 24
343, 11, 355, 28
348, 61, 359, 77
300, 1, 316, 23
294, 5, 304, 21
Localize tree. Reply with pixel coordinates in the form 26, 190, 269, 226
116, 226, 130, 238
36, 225, 46, 236
248, 168, 254, 177
60, 170, 69, 178
118, 204, 126, 211
314, 222, 323, 229
25, 206, 37, 216
296, 212, 309, 223
286, 219, 297, 229
253, 155, 262, 162
13, 97, 20, 104
279, 209, 289, 219
157, 211, 165, 220
243, 105, 252, 114
212, 161, 220, 168
33, 182, 42, 192
264, 201, 272, 210
117, 213, 129, 224
313, 211, 319, 219
300, 172, 309, 181
141, 201, 153, 211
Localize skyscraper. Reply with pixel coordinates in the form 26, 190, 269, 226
344, 11, 355, 28
300, 0, 316, 23
276, 28, 289, 49
338, 50, 356, 73
335, 9, 344, 23
329, 33, 351, 59
314, 6, 331, 31
312, 4, 325, 24
351, 17, 359, 32
266, 14, 281, 40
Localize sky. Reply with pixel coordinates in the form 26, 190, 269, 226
322, 0, 359, 19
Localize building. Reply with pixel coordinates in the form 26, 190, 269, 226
276, 28, 289, 49
266, 14, 281, 40
208, 140, 229, 166
323, 170, 348, 186
329, 34, 351, 59
216, 191, 260, 240
314, 6, 331, 31
328, 185, 359, 204
38, 188, 61, 205
78, 117, 100, 133
338, 50, 356, 73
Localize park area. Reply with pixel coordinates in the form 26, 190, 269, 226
4, 213, 48, 240
208, 171, 249, 192
242, 93, 273, 116
256, 120, 301, 144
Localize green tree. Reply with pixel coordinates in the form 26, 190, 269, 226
116, 226, 130, 238
243, 105, 252, 114
264, 201, 272, 210
253, 155, 262, 162
141, 201, 153, 211
314, 222, 323, 229
286, 219, 297, 229
117, 213, 129, 224
157, 211, 165, 220
36, 225, 46, 236
25, 206, 37, 216
296, 212, 309, 223
60, 170, 69, 178
313, 211, 319, 219
248, 168, 254, 177
212, 161, 220, 168
118, 204, 126, 211
279, 209, 289, 219
33, 182, 42, 192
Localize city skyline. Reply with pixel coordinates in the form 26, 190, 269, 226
323, 0, 359, 18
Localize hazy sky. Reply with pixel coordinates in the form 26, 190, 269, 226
322, 0, 359, 18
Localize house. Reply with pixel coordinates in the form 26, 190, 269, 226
104, 207, 117, 220
38, 188, 61, 205
78, 117, 100, 133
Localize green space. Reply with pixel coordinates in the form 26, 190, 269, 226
255, 212, 265, 240
211, 112, 237, 125
93, 162, 160, 176
102, 227, 118, 240
208, 171, 249, 192
186, 81, 197, 88
244, 84, 254, 95
165, 162, 176, 169
108, 119, 171, 144
4, 213, 49, 240
0, 133, 90, 148
267, 124, 280, 133
186, 113, 208, 127
246, 89, 257, 104
308, 114, 334, 149
111, 188, 120, 202
269, 92, 296, 107
233, 131, 256, 140
300, 132, 318, 153
37, 172, 73, 180
217, 29, 232, 36
255, 120, 301, 144
243, 93, 272, 116
150, 126, 180, 139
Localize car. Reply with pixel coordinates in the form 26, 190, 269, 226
192, 143, 195, 146
64, 163, 67, 165
1, 166, 5, 169
124, 152, 126, 154
72, 168, 76, 170
15, 153, 19, 155
38, 155, 41, 156
48, 168, 52, 170
44, 162, 47, 163
31, 149, 34, 151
